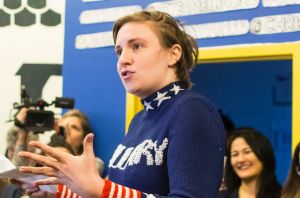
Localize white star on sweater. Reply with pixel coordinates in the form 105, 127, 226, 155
143, 101, 154, 111
145, 194, 156, 198
154, 91, 171, 107
170, 84, 183, 95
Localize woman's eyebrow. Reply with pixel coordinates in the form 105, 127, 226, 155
115, 37, 146, 49
128, 37, 146, 44
69, 124, 81, 130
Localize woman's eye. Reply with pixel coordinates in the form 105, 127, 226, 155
115, 49, 122, 57
231, 153, 238, 157
244, 150, 252, 154
133, 43, 142, 50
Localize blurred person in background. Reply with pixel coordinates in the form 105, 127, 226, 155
53, 109, 104, 174
218, 127, 281, 198
1, 107, 38, 198
6, 107, 39, 167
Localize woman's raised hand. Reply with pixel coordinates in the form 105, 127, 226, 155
18, 133, 104, 198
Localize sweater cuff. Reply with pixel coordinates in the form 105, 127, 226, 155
56, 184, 81, 198
101, 179, 142, 198
56, 180, 143, 198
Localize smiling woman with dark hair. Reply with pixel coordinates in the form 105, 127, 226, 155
218, 127, 281, 198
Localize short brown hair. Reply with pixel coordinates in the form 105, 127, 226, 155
62, 109, 92, 137
113, 10, 199, 89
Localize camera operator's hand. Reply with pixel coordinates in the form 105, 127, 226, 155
15, 108, 30, 145
14, 107, 34, 130
10, 107, 38, 166
16, 107, 29, 124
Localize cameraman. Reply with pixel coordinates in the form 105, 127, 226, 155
6, 107, 39, 167
1, 107, 39, 198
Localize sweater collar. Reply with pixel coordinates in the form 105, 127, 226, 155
141, 81, 185, 111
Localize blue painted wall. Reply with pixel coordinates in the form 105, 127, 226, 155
191, 60, 292, 183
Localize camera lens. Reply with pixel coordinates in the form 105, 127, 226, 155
59, 126, 65, 136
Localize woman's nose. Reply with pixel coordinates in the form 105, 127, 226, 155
237, 153, 246, 162
118, 49, 132, 66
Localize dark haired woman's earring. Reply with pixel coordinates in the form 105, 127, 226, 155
296, 165, 300, 176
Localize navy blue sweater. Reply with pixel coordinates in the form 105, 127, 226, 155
109, 82, 225, 198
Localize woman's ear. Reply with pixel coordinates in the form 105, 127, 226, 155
168, 44, 182, 67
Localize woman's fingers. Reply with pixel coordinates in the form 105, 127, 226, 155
33, 177, 60, 186
21, 182, 41, 198
18, 151, 58, 169
19, 166, 57, 178
83, 133, 95, 157
27, 141, 70, 162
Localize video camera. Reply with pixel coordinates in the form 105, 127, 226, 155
13, 85, 75, 132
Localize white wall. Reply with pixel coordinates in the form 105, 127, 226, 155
0, 0, 66, 154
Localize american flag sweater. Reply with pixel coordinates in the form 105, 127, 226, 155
57, 82, 225, 198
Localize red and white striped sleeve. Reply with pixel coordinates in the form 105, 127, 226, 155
56, 180, 143, 198
56, 184, 81, 198
101, 179, 142, 198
